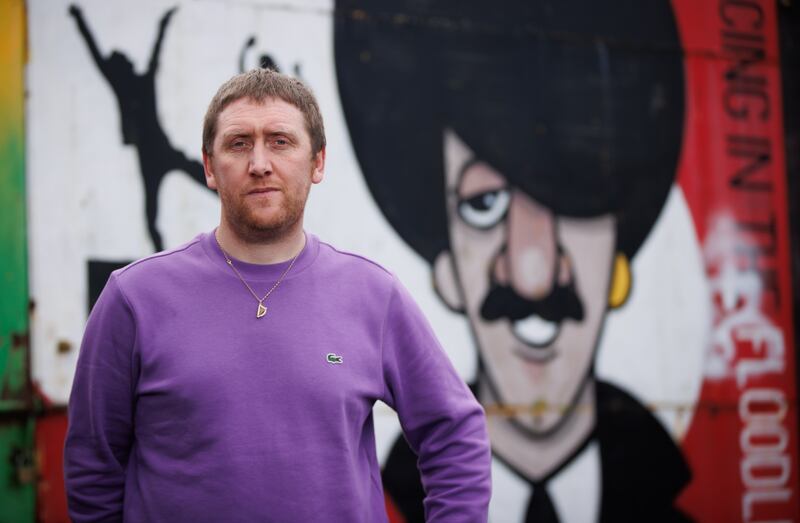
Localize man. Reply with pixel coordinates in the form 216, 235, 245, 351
335, 0, 692, 521
64, 68, 491, 522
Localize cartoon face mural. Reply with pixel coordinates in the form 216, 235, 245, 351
335, 0, 691, 520
441, 129, 617, 437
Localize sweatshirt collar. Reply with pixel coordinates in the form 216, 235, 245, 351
201, 228, 320, 281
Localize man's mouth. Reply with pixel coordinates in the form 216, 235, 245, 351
248, 187, 279, 194
246, 187, 281, 198
511, 313, 560, 347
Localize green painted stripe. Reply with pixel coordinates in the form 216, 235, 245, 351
0, 0, 29, 411
0, 1, 35, 521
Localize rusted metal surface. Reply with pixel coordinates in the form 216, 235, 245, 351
0, 417, 36, 523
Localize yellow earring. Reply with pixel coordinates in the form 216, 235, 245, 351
608, 253, 631, 308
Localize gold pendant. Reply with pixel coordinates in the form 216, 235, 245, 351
256, 303, 267, 318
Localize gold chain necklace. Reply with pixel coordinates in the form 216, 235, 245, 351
215, 232, 301, 318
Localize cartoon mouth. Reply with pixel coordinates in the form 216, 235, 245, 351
512, 314, 560, 348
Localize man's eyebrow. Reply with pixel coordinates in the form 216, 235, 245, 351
267, 129, 299, 140
221, 129, 252, 140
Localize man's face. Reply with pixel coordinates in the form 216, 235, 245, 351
203, 97, 324, 242
438, 130, 616, 435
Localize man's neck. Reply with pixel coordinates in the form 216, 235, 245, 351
481, 377, 596, 482
215, 222, 306, 265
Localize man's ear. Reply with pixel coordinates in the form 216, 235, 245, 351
202, 149, 218, 191
312, 147, 326, 184
433, 250, 465, 313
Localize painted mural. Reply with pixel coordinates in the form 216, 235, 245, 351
20, 0, 799, 521
69, 5, 209, 253
335, 1, 691, 521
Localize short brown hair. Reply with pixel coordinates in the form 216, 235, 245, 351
202, 68, 326, 156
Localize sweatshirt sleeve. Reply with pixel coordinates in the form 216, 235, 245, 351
380, 276, 491, 522
64, 273, 137, 522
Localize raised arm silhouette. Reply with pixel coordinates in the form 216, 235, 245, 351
69, 4, 212, 252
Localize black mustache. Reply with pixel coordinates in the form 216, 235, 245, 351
480, 283, 584, 323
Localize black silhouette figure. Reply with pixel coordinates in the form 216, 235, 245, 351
69, 5, 211, 252
239, 36, 302, 78
240, 36, 279, 72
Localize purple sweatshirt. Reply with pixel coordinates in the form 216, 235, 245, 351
64, 231, 491, 522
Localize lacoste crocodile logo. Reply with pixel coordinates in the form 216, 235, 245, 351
326, 353, 343, 364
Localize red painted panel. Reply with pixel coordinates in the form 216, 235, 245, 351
36, 413, 69, 523
673, 0, 798, 520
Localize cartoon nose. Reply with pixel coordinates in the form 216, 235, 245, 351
492, 191, 559, 300
249, 143, 273, 176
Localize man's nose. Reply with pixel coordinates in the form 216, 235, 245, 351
492, 191, 559, 300
249, 143, 273, 176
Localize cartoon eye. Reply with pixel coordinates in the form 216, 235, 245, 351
457, 189, 510, 229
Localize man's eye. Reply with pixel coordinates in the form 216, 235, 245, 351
457, 189, 510, 229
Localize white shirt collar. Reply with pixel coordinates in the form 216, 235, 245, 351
489, 440, 601, 522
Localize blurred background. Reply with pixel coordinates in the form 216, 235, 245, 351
1, 0, 799, 521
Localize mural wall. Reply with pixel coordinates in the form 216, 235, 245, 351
20, 0, 799, 521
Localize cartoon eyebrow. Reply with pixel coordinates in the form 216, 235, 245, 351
445, 157, 480, 198
458, 157, 480, 180
452, 157, 509, 200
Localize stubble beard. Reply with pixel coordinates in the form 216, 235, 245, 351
221, 183, 310, 244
